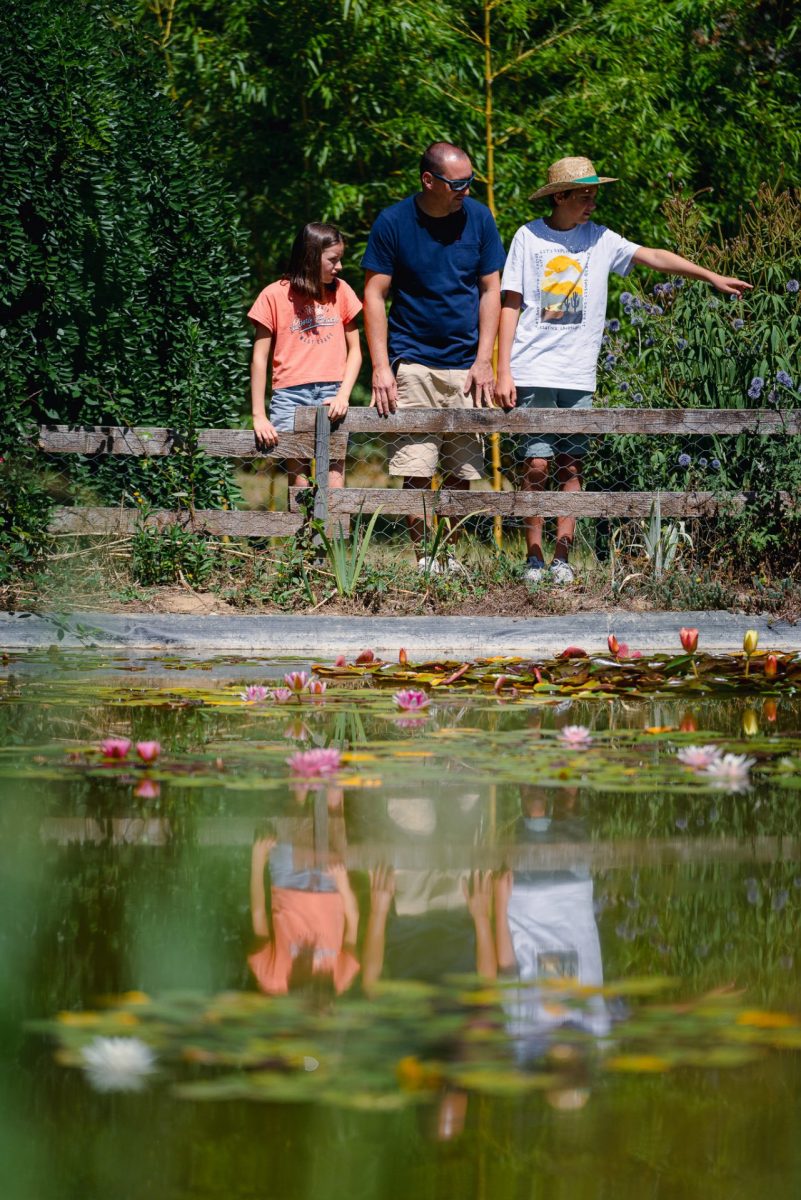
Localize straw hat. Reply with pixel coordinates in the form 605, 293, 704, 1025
529, 156, 618, 201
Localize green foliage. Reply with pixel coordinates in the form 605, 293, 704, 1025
0, 0, 251, 556
316, 507, 383, 598
130, 519, 219, 587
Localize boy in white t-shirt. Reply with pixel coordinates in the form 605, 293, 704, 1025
496, 156, 751, 585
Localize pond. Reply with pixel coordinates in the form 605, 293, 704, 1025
3, 643, 801, 1200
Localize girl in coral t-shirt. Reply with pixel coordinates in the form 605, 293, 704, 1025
248, 222, 362, 487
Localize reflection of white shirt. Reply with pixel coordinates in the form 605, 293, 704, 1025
503, 879, 610, 1043
501, 219, 639, 390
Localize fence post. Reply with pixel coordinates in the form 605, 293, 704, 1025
313, 406, 330, 556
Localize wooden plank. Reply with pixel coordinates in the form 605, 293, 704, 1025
323, 488, 794, 519
49, 507, 304, 536
293, 406, 801, 435
37, 426, 346, 460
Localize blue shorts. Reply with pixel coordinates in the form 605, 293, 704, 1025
516, 386, 593, 460
269, 381, 340, 433
269, 842, 337, 893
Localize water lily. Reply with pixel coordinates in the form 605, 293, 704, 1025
286, 748, 342, 777
134, 779, 160, 799
307, 678, 327, 696
240, 684, 269, 703
100, 738, 132, 760
355, 649, 375, 664
763, 699, 778, 723
80, 1036, 156, 1093
704, 753, 756, 788
559, 646, 588, 659
393, 689, 430, 713
284, 671, 310, 692
399, 647, 408, 665
135, 741, 161, 764
743, 629, 759, 656
742, 709, 759, 737
765, 654, 778, 679
558, 725, 593, 748
679, 627, 698, 654
607, 634, 620, 656
676, 745, 722, 769
272, 688, 294, 704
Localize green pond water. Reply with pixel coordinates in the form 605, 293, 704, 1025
3, 646, 801, 1200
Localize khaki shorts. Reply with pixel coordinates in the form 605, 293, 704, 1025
388, 362, 485, 480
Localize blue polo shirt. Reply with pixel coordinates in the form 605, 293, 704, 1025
361, 195, 505, 369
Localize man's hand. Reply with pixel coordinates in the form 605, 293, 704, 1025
462, 869, 494, 921
370, 366, 398, 415
253, 416, 279, 448
325, 391, 349, 422
369, 863, 396, 918
709, 274, 753, 299
464, 358, 495, 408
495, 371, 517, 410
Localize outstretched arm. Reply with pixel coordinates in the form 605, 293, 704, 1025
632, 247, 752, 298
493, 870, 517, 975
250, 836, 276, 939
362, 864, 395, 993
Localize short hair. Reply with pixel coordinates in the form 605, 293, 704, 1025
419, 141, 468, 179
286, 222, 344, 300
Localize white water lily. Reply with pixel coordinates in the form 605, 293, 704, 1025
676, 745, 722, 770
704, 753, 756, 788
80, 1036, 156, 1092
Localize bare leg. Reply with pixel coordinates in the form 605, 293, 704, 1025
553, 453, 582, 562
402, 476, 435, 548
286, 459, 310, 488
522, 456, 550, 560
328, 459, 344, 489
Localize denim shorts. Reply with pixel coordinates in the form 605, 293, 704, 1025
516, 386, 593, 460
269, 842, 337, 893
269, 381, 340, 433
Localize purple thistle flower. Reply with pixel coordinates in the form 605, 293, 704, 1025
699, 457, 708, 467
767, 390, 779, 405
650, 304, 664, 316
708, 298, 719, 309
619, 381, 629, 392
732, 318, 744, 330
605, 353, 616, 367
677, 453, 691, 468
631, 316, 643, 326
632, 392, 644, 404
772, 889, 789, 913
676, 338, 688, 351
606, 319, 621, 333
786, 279, 800, 293
776, 370, 794, 389
620, 292, 633, 305
747, 384, 762, 400
674, 278, 685, 289
710, 458, 721, 471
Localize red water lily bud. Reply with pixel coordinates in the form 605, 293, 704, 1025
334, 655, 347, 667
679, 713, 698, 733
765, 654, 778, 678
607, 634, 620, 656
399, 647, 408, 665
679, 627, 699, 654
355, 649, 375, 664
559, 646, 588, 659
762, 699, 778, 723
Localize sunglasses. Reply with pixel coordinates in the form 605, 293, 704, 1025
429, 170, 475, 193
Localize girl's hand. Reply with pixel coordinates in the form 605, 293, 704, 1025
325, 392, 349, 422
253, 416, 279, 448
710, 273, 753, 298
495, 371, 517, 410
252, 835, 276, 865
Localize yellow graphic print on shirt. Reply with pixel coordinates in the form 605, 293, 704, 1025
540, 254, 585, 326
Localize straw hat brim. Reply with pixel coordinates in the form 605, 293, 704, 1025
529, 176, 618, 201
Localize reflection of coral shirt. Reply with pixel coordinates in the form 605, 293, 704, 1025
248, 278, 362, 389
247, 888, 360, 995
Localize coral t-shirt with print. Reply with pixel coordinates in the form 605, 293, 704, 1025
248, 278, 362, 389
247, 888, 360, 996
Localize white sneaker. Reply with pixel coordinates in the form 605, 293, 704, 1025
417, 554, 465, 578
523, 556, 547, 584
550, 560, 575, 585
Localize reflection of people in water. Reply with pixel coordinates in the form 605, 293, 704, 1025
248, 821, 360, 997
494, 785, 609, 1085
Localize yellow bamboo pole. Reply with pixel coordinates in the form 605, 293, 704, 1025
483, 0, 503, 550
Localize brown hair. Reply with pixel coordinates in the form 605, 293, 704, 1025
286, 222, 344, 301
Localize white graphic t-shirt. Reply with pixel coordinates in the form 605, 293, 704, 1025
501, 219, 639, 391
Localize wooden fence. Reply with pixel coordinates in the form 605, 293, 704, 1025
39, 407, 800, 537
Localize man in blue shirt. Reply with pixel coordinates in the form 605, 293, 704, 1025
362, 142, 506, 570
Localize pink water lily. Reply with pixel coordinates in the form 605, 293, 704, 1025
334, 655, 347, 668
287, 748, 342, 777
676, 745, 722, 769
135, 741, 161, 764
272, 688, 294, 704
100, 738, 132, 760
393, 689, 430, 712
284, 671, 310, 692
240, 684, 269, 703
307, 678, 327, 696
558, 725, 593, 748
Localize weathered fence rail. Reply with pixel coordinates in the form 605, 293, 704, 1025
39, 407, 799, 537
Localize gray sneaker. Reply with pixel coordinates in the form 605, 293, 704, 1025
523, 555, 547, 584
550, 559, 575, 585
417, 554, 466, 578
